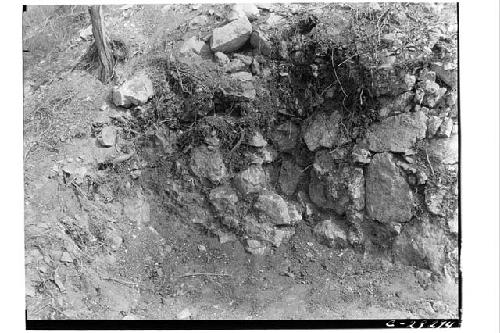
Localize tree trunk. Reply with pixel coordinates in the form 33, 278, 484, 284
89, 5, 114, 83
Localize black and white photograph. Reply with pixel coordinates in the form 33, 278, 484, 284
6, 0, 498, 330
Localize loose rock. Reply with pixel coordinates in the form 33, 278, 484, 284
112, 75, 154, 108
98, 126, 117, 147
209, 186, 239, 214
314, 220, 349, 249
254, 192, 291, 225
426, 135, 459, 164
247, 131, 267, 147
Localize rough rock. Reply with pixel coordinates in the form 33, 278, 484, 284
447, 208, 459, 235
210, 17, 252, 53
425, 186, 447, 216
179, 36, 206, 55
426, 135, 459, 164
249, 30, 271, 56
98, 126, 117, 147
352, 145, 371, 164
265, 13, 284, 27
271, 227, 295, 247
259, 146, 278, 163
232, 4, 260, 20
378, 92, 415, 118
189, 15, 208, 26
430, 63, 457, 89
365, 152, 414, 223
224, 72, 256, 100
247, 131, 267, 147
254, 192, 291, 225
223, 58, 248, 73
245, 239, 267, 255
214, 51, 230, 65
269, 121, 299, 152
233, 53, 253, 65
233, 165, 267, 196
313, 220, 348, 249
279, 158, 302, 196
79, 25, 93, 40
302, 111, 344, 151
190, 145, 227, 182
426, 116, 443, 138
436, 117, 453, 138
112, 75, 154, 108
366, 110, 428, 153
422, 80, 447, 108
309, 155, 365, 215
209, 186, 239, 214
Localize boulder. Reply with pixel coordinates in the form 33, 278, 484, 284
313, 220, 348, 249
365, 152, 414, 223
210, 17, 252, 53
249, 30, 271, 56
303, 111, 345, 152
209, 186, 239, 214
279, 158, 302, 196
254, 192, 291, 225
271, 121, 300, 152
426, 135, 459, 164
98, 126, 117, 147
190, 145, 227, 182
113, 75, 154, 108
366, 110, 427, 153
233, 165, 267, 196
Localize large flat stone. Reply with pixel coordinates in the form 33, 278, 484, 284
366, 110, 427, 153
210, 17, 252, 53
365, 152, 414, 223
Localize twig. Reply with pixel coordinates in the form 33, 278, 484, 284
424, 149, 435, 176
102, 276, 139, 288
330, 53, 348, 110
175, 272, 231, 279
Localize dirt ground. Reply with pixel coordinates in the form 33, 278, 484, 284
23, 4, 459, 321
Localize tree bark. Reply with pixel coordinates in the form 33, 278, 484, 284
89, 5, 114, 83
